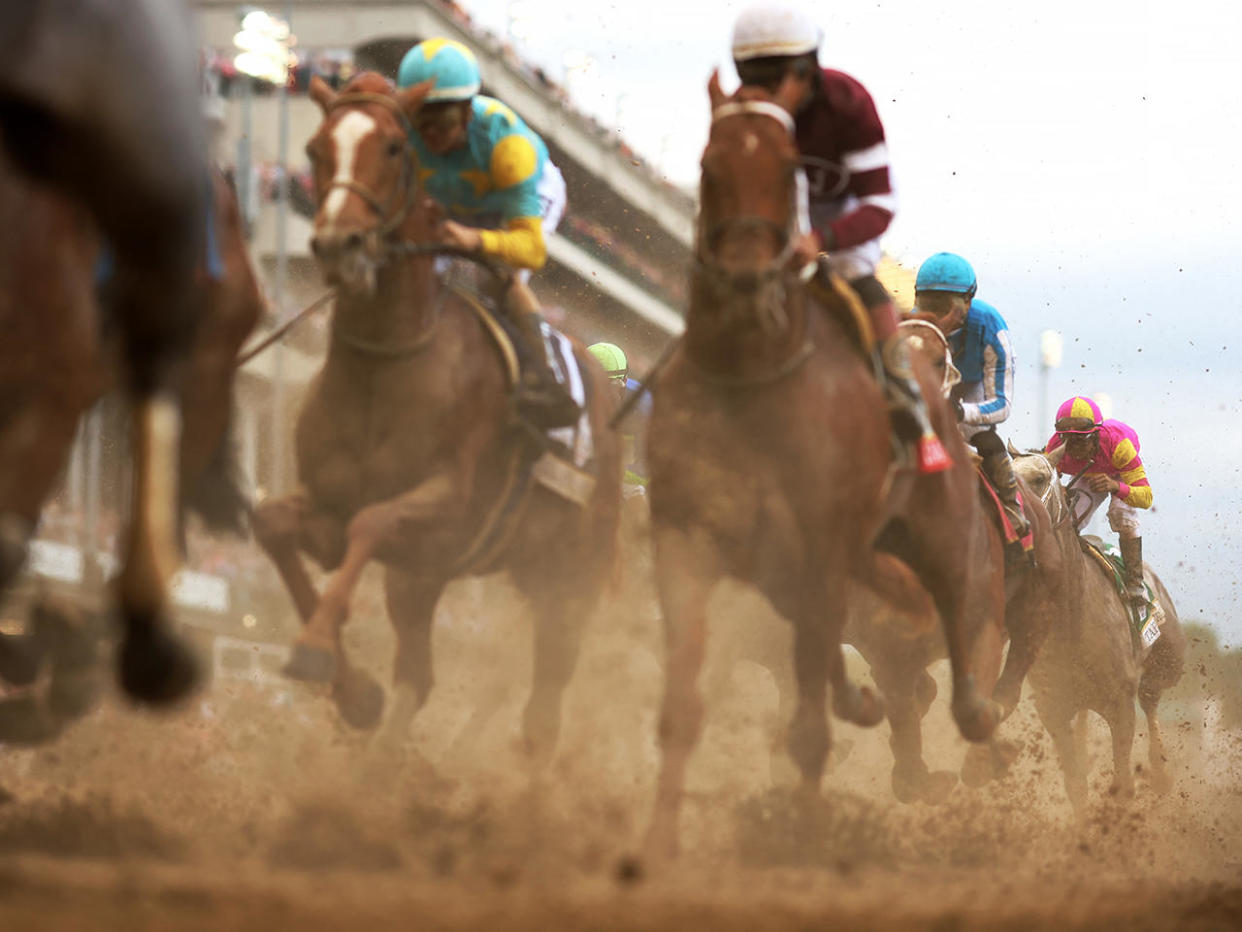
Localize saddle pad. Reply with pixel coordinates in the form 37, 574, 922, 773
1079, 536, 1162, 647
976, 467, 1034, 553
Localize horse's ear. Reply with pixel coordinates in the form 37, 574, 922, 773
708, 68, 727, 111
1045, 442, 1067, 468
309, 74, 337, 114
398, 79, 436, 123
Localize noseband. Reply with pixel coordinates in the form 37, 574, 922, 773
696, 101, 813, 329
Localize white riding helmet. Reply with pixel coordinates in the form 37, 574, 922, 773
731, 3, 821, 62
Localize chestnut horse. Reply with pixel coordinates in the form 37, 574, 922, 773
0, 0, 220, 706
640, 77, 1009, 856
0, 149, 263, 739
1017, 449, 1185, 812
252, 73, 619, 765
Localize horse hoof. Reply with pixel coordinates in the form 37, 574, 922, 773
953, 697, 1000, 743
837, 684, 886, 728
118, 626, 200, 706
333, 669, 385, 730
283, 643, 338, 683
960, 744, 993, 787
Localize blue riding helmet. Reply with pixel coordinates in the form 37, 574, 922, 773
915, 252, 977, 295
397, 38, 482, 102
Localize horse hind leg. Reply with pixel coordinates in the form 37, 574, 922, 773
1138, 681, 1172, 794
1104, 690, 1138, 800
373, 569, 445, 754
522, 589, 590, 769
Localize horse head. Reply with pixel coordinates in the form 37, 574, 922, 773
697, 72, 806, 295
898, 319, 961, 398
304, 72, 436, 294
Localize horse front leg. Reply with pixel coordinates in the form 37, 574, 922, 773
642, 524, 720, 862
284, 474, 463, 685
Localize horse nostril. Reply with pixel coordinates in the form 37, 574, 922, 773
310, 237, 326, 258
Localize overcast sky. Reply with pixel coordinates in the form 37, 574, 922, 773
458, 0, 1242, 640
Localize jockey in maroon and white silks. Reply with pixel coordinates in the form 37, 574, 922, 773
795, 68, 894, 283
731, 2, 949, 474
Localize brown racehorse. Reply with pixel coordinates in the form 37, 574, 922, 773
251, 73, 620, 765
0, 149, 263, 739
1017, 449, 1185, 812
640, 76, 1012, 857
842, 322, 1067, 801
0, 0, 217, 705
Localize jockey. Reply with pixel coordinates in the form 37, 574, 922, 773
913, 252, 1030, 545
730, 2, 950, 474
1046, 396, 1153, 605
587, 341, 650, 489
396, 38, 577, 429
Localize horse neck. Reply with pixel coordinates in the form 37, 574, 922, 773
331, 216, 439, 346
683, 269, 811, 378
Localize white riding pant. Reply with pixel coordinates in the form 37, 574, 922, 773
1070, 484, 1141, 538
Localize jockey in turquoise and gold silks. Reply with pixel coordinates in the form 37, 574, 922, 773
397, 38, 553, 271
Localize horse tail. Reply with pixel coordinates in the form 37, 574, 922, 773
182, 411, 252, 536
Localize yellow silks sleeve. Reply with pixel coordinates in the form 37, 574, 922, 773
477, 215, 546, 271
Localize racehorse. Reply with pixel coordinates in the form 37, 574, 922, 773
0, 146, 263, 740
251, 73, 620, 765
640, 76, 1011, 857
846, 322, 1067, 800
0, 0, 217, 705
1016, 449, 1185, 812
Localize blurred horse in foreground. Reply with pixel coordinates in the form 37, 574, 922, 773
0, 2, 263, 738
0, 0, 225, 712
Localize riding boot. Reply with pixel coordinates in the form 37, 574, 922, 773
873, 334, 952, 474
981, 449, 1030, 538
502, 278, 580, 430
1120, 536, 1148, 606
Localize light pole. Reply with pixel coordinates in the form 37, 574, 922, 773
233, 4, 295, 494
1038, 329, 1063, 442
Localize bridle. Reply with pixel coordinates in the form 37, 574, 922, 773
695, 100, 814, 333
320, 92, 424, 249
315, 91, 510, 358
700, 103, 814, 296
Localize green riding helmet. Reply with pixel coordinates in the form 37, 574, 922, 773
587, 342, 628, 382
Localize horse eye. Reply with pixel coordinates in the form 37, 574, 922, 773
386, 141, 404, 157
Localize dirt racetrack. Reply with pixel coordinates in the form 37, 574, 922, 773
1, 562, 1240, 931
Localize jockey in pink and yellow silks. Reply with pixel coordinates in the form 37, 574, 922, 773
1045, 395, 1153, 605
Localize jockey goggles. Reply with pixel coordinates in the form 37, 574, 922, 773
1054, 417, 1101, 436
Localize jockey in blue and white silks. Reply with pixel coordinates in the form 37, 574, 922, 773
946, 297, 1014, 441
914, 252, 1030, 547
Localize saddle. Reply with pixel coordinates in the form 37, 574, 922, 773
447, 287, 599, 574
1079, 535, 1163, 649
